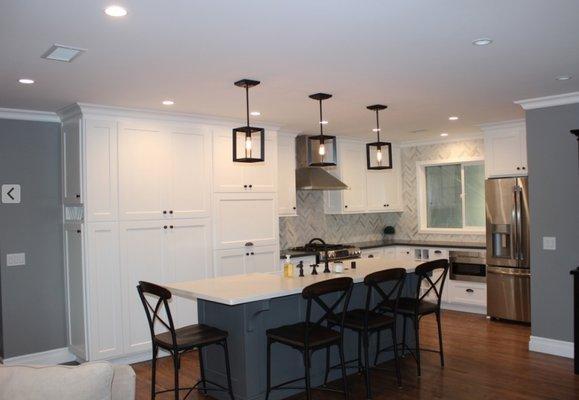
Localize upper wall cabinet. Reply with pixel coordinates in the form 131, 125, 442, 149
325, 139, 403, 214
118, 122, 211, 221
277, 133, 297, 216
482, 120, 527, 178
62, 118, 83, 205
213, 128, 277, 193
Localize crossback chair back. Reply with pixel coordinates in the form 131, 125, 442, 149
363, 268, 406, 327
414, 259, 449, 311
137, 281, 177, 349
302, 277, 354, 345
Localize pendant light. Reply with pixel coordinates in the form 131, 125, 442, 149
366, 104, 392, 170
308, 93, 337, 166
232, 79, 265, 163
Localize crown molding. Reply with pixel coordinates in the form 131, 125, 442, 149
57, 102, 283, 130
478, 119, 525, 131
515, 92, 579, 110
0, 107, 60, 123
399, 133, 483, 148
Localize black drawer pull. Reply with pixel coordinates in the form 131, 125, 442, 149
368, 254, 374, 258
245, 242, 254, 247
466, 288, 474, 293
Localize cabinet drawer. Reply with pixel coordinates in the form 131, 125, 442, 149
449, 281, 486, 306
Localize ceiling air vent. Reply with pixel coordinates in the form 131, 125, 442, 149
41, 44, 86, 62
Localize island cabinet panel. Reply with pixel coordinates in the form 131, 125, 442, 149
84, 119, 118, 222
213, 128, 277, 193
85, 222, 122, 360
213, 193, 278, 250
277, 133, 297, 216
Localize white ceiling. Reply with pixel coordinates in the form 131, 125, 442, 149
1, 0, 579, 142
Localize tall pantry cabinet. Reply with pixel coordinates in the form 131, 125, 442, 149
61, 105, 254, 360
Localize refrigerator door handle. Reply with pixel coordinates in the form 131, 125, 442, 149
515, 184, 524, 262
512, 185, 520, 266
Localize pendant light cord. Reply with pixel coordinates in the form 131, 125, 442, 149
375, 109, 381, 142
245, 86, 250, 128
319, 99, 324, 137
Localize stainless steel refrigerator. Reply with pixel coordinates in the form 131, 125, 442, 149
485, 177, 531, 322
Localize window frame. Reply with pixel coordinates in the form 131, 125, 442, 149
416, 156, 485, 235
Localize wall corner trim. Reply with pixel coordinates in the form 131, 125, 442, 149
529, 335, 574, 359
515, 92, 579, 110
0, 107, 60, 123
1, 347, 77, 366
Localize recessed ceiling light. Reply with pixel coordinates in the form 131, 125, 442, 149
162, 100, 174, 106
320, 120, 328, 125
472, 38, 493, 46
104, 5, 128, 17
440, 133, 449, 137
41, 44, 85, 63
449, 116, 459, 121
556, 75, 572, 81
250, 111, 261, 116
18, 78, 34, 84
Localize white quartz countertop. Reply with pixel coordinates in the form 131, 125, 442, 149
164, 257, 422, 306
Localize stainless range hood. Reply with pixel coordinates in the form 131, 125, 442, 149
295, 135, 348, 190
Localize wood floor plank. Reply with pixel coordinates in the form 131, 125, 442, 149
131, 310, 579, 399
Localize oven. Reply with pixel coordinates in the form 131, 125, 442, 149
449, 250, 486, 283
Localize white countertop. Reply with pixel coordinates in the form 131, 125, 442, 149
164, 257, 422, 306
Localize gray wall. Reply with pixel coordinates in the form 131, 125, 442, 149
526, 103, 579, 342
0, 118, 67, 359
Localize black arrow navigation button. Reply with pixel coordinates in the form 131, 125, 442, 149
7, 188, 15, 200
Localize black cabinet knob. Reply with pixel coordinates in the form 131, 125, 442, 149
292, 206, 296, 210
244, 185, 248, 188
249, 184, 253, 188
163, 210, 167, 214
170, 225, 174, 229
517, 167, 521, 170
344, 205, 348, 208
163, 225, 168, 229
250, 252, 254, 255
386, 204, 390, 207
522, 166, 526, 170
246, 253, 250, 256
169, 210, 173, 214
75, 194, 81, 198
76, 229, 81, 234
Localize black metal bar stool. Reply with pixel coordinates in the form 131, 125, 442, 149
265, 277, 354, 400
377, 259, 449, 376
137, 281, 235, 400
325, 268, 406, 398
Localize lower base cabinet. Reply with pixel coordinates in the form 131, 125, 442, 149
214, 245, 279, 277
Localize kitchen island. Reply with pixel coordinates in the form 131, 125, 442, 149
165, 257, 422, 400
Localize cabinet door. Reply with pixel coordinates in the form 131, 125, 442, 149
62, 118, 82, 204
64, 224, 86, 359
277, 134, 297, 216
214, 193, 278, 249
247, 245, 279, 273
167, 125, 211, 219
243, 134, 277, 192
167, 219, 212, 327
85, 120, 118, 222
484, 125, 527, 177
340, 141, 366, 212
214, 248, 247, 277
118, 124, 170, 221
120, 221, 170, 354
366, 147, 402, 212
85, 222, 123, 360
213, 128, 246, 192
383, 247, 396, 259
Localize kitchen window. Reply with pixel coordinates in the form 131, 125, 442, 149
417, 158, 485, 234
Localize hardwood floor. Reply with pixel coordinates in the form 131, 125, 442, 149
131, 310, 578, 399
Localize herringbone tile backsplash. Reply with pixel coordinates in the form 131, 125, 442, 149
279, 139, 486, 249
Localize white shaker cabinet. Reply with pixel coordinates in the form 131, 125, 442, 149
214, 248, 248, 277
481, 120, 527, 178
64, 223, 86, 359
365, 146, 403, 212
213, 128, 277, 193
277, 133, 297, 216
214, 245, 278, 277
213, 193, 278, 249
62, 118, 82, 205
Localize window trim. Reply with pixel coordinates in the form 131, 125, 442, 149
416, 156, 485, 235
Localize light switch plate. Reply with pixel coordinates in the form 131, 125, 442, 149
6, 253, 26, 267
543, 236, 556, 251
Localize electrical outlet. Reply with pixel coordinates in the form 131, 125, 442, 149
542, 237, 556, 251
6, 253, 26, 266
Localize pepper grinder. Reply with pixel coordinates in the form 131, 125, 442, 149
310, 264, 319, 275
297, 261, 305, 277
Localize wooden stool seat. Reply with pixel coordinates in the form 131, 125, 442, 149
267, 322, 341, 349
155, 324, 228, 351
329, 309, 395, 331
380, 297, 438, 316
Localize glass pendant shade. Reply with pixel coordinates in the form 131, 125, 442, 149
308, 93, 337, 166
232, 79, 265, 163
366, 104, 393, 170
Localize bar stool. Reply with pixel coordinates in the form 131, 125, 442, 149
326, 268, 407, 398
137, 281, 235, 400
265, 277, 354, 400
377, 259, 449, 376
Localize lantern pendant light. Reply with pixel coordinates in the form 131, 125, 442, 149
366, 104, 392, 170
308, 93, 337, 167
232, 79, 265, 163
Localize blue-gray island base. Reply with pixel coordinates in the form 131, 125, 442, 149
197, 274, 418, 400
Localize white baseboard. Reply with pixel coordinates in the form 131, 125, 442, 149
529, 336, 574, 359
1, 347, 77, 366
442, 302, 487, 315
